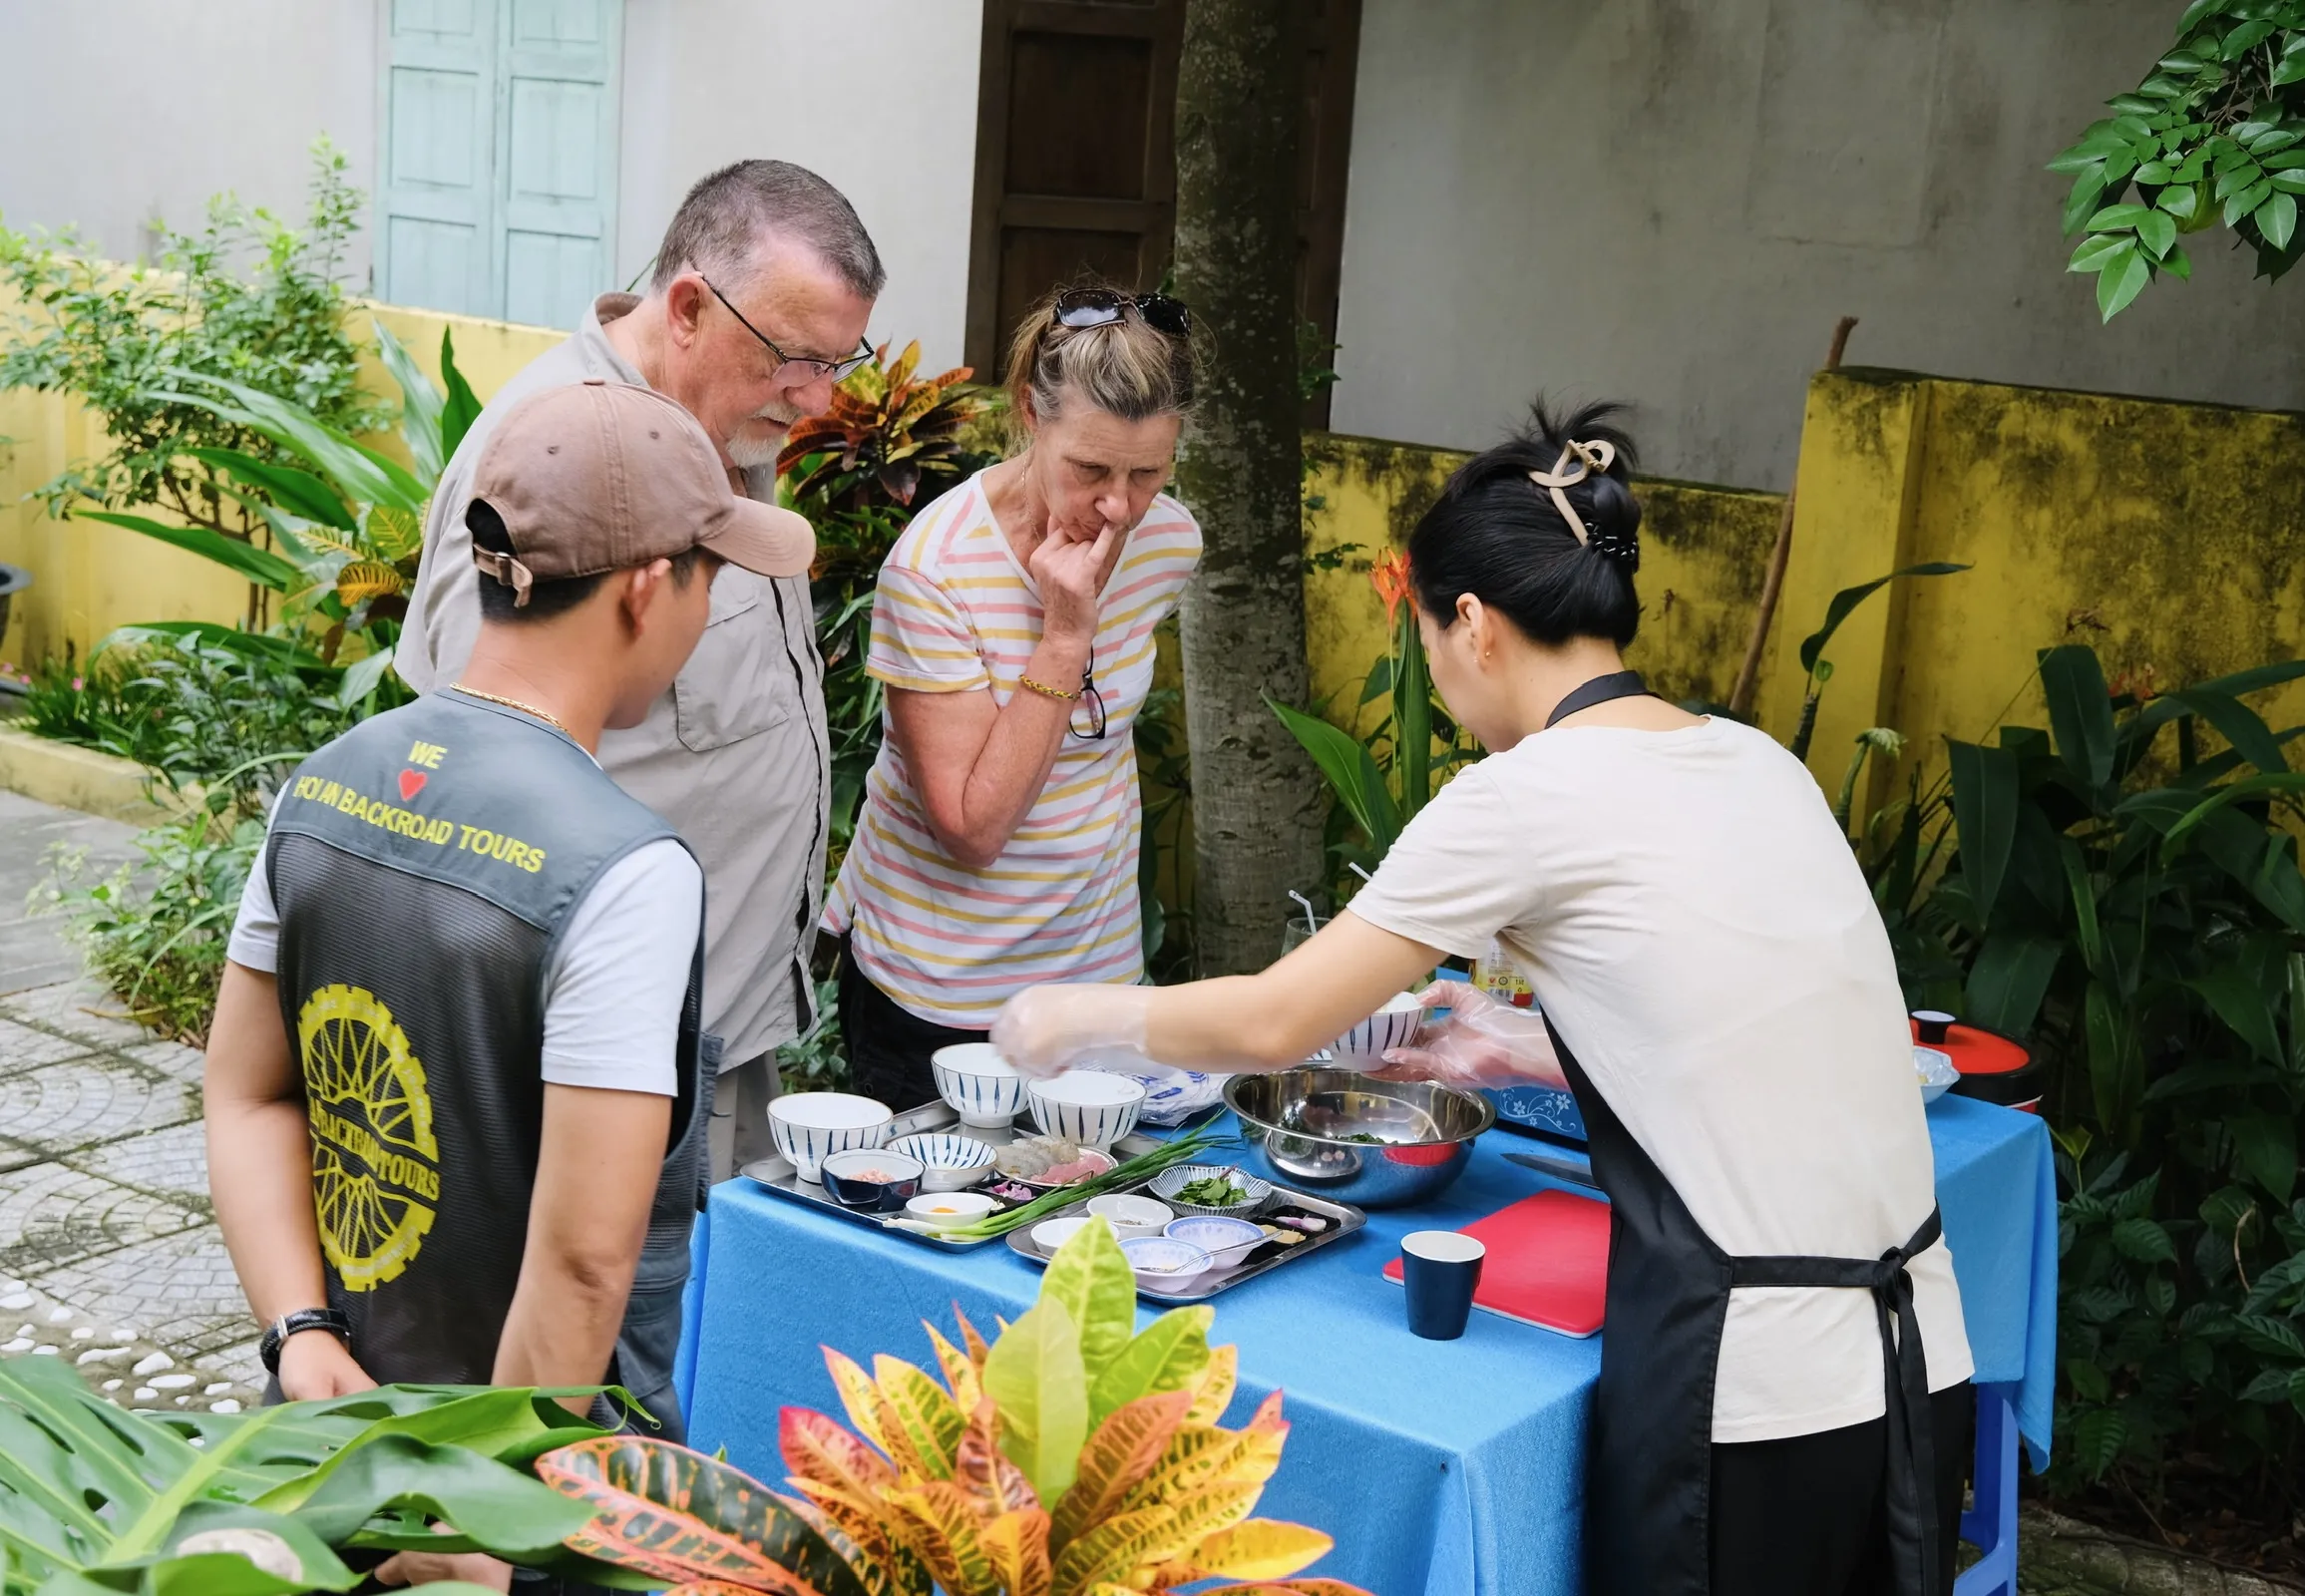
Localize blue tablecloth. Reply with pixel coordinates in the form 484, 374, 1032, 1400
677, 1094, 2055, 1595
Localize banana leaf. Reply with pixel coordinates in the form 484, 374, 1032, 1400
1268, 696, 1401, 855
155, 375, 431, 515
70, 512, 298, 593
185, 448, 356, 533
439, 327, 484, 465
371, 318, 445, 485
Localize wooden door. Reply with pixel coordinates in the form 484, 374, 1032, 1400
376, 0, 621, 329
964, 0, 1360, 426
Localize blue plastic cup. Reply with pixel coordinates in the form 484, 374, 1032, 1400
1401, 1230, 1486, 1340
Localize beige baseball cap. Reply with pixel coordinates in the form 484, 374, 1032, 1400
468, 378, 813, 604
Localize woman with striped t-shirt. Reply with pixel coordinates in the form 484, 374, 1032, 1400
823, 280, 1201, 1109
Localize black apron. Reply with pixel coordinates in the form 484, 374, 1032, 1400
1541, 671, 1948, 1596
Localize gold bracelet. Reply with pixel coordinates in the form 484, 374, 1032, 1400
1017, 674, 1079, 702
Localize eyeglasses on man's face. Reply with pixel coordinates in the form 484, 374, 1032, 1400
700, 274, 875, 384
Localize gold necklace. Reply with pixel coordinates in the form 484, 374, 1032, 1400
451, 682, 573, 736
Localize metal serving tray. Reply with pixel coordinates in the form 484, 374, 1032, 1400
1004, 1174, 1365, 1304
739, 1099, 1166, 1252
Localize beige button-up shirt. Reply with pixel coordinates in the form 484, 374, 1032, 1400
395, 293, 828, 1067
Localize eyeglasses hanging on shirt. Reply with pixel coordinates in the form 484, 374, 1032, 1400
1071, 642, 1107, 741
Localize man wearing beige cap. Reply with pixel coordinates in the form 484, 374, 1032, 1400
398, 159, 883, 1182
203, 380, 813, 1500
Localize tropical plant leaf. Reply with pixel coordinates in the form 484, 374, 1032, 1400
779, 1407, 899, 1505
1192, 1581, 1374, 1595
2154, 689, 2290, 775
2040, 644, 2117, 795
536, 1435, 874, 1596
980, 1301, 1090, 1505
880, 1481, 998, 1596
335, 561, 408, 606
1048, 1505, 1188, 1596
954, 1311, 992, 1373
978, 1506, 1053, 1596
371, 317, 446, 484
1038, 1219, 1139, 1382
1267, 696, 1400, 853
1049, 1391, 1193, 1552
158, 376, 431, 512
1182, 1519, 1337, 1582
2160, 771, 2305, 859
1965, 933, 2062, 1038
185, 447, 357, 532
439, 326, 486, 464
953, 1398, 1038, 1518
292, 1433, 597, 1560
72, 511, 299, 592
1087, 1307, 1215, 1429
1797, 564, 1970, 674
921, 1322, 983, 1415
1184, 1344, 1239, 1427
872, 1357, 965, 1482
824, 1351, 893, 1454
1945, 739, 2022, 930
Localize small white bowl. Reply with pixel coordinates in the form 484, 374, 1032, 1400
1086, 1192, 1173, 1240
1914, 1044, 1959, 1104
1148, 1162, 1273, 1218
889, 1132, 997, 1192
769, 1091, 894, 1183
932, 1042, 1030, 1128
1164, 1214, 1265, 1269
1120, 1236, 1211, 1291
904, 1191, 999, 1230
1331, 991, 1426, 1061
1030, 1215, 1104, 1255
1027, 1070, 1147, 1148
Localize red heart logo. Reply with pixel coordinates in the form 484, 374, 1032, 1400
398, 769, 427, 801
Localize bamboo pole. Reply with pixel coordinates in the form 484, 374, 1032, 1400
1727, 315, 1858, 717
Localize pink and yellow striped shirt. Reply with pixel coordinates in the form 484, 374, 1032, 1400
824, 473, 1202, 1027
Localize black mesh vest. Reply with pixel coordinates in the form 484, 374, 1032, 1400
266, 689, 707, 1387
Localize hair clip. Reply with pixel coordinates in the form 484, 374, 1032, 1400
1527, 439, 1617, 549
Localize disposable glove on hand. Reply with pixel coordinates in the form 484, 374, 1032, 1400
990, 983, 1154, 1079
1373, 980, 1568, 1091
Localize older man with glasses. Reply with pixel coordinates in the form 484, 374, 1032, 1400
398, 160, 883, 1185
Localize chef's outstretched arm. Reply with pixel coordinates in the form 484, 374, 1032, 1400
993, 909, 1442, 1076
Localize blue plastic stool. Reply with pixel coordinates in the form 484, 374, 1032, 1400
1953, 1384, 2020, 1596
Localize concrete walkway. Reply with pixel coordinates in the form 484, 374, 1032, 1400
0, 789, 261, 1408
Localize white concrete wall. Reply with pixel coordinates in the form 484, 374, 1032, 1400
0, 1, 980, 369
618, 0, 983, 370
0, 0, 379, 277
1328, 0, 2305, 490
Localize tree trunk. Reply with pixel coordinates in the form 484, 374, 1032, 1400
1171, 0, 1327, 977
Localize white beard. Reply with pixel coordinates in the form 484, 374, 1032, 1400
724, 429, 782, 470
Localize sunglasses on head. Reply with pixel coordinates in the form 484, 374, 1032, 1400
1054, 288, 1192, 339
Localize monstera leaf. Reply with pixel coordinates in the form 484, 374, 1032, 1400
0, 1356, 638, 1596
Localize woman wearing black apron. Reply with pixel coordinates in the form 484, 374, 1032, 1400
993, 401, 1974, 1596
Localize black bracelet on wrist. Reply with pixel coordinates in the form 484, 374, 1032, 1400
259, 1307, 352, 1374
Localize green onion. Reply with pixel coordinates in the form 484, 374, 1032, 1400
930, 1126, 1239, 1242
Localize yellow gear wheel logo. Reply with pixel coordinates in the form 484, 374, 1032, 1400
297, 984, 441, 1292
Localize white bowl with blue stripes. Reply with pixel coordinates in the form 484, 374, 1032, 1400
1027, 1069, 1147, 1149
889, 1132, 997, 1192
932, 1043, 1031, 1128
768, 1091, 894, 1183
1330, 991, 1426, 1062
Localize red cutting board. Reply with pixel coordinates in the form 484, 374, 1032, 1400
1382, 1188, 1612, 1337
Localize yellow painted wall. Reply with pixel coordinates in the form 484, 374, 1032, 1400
0, 296, 568, 672
1759, 369, 2305, 816
8, 294, 2303, 818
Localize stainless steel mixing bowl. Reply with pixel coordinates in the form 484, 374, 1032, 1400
1224, 1068, 1495, 1209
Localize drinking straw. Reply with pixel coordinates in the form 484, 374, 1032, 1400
1288, 891, 1319, 934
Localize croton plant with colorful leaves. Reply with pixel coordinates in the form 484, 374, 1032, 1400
533, 1221, 1365, 1596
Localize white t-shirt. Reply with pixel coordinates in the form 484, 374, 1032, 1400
228, 796, 702, 1098
1347, 715, 1973, 1443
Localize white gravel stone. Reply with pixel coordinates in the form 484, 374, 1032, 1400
133, 1387, 158, 1400
203, 1383, 233, 1396
13, 1325, 31, 1338
45, 1307, 71, 1324
0, 1293, 35, 1311
0, 1278, 23, 1292
69, 1326, 95, 1340
131, 1352, 174, 1376
77, 1347, 131, 1365
173, 1396, 190, 1406
0, 1339, 31, 1354
101, 1380, 122, 1392
207, 1398, 241, 1414
148, 1374, 195, 1391
30, 1345, 58, 1356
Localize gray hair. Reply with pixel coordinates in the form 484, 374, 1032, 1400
650, 159, 885, 300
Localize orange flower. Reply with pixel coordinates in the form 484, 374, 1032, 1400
1371, 549, 1412, 624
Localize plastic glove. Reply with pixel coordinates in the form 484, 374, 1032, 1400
990, 983, 1154, 1079
1372, 980, 1568, 1091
